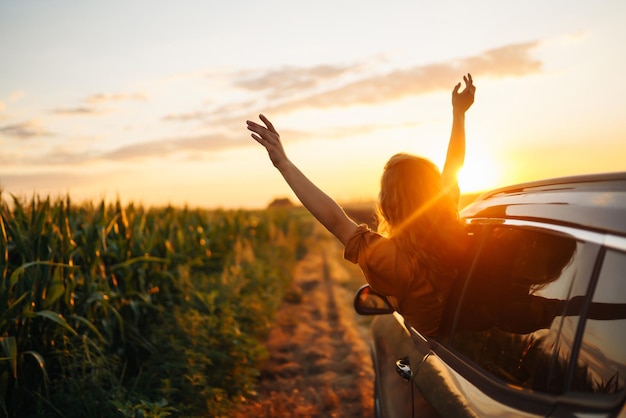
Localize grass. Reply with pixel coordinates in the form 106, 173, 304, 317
0, 192, 315, 417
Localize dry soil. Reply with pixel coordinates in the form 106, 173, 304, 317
232, 236, 375, 418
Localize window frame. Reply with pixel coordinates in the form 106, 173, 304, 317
568, 246, 626, 397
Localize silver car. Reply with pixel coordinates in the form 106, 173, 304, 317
354, 172, 626, 417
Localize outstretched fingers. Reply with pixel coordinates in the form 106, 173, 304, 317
246, 120, 261, 135
246, 121, 267, 144
247, 114, 288, 167
247, 115, 283, 153
464, 73, 475, 92
452, 73, 475, 112
259, 114, 277, 134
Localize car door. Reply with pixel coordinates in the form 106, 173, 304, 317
411, 221, 602, 417
370, 312, 439, 418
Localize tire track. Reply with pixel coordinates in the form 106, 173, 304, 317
232, 243, 374, 418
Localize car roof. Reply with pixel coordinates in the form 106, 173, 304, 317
460, 172, 626, 237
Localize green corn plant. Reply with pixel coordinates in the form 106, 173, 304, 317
0, 191, 317, 417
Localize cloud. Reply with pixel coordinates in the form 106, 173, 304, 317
263, 41, 542, 113
101, 132, 246, 161
0, 118, 402, 165
234, 63, 358, 99
176, 40, 542, 124
99, 119, 422, 163
0, 101, 5, 112
85, 92, 147, 104
0, 120, 54, 140
0, 145, 102, 166
463, 42, 543, 76
162, 100, 258, 124
10, 40, 544, 165
48, 91, 147, 118
50, 106, 103, 116
120, 40, 544, 162
161, 111, 209, 122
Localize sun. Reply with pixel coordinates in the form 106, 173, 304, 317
457, 147, 502, 193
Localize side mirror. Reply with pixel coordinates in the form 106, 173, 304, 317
354, 284, 394, 315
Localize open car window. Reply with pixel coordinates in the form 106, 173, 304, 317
449, 225, 592, 393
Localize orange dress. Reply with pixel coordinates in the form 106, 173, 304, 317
344, 224, 446, 336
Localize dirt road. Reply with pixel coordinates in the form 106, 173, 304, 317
232, 237, 375, 418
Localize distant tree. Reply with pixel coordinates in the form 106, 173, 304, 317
267, 197, 294, 209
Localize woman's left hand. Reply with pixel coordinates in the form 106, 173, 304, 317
452, 73, 475, 114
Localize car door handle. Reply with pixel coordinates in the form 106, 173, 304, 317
395, 357, 412, 381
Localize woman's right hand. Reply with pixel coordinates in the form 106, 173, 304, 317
247, 113, 358, 245
247, 114, 288, 168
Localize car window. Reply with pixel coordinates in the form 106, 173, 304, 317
450, 225, 589, 393
571, 249, 626, 395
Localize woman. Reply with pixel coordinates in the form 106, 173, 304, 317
247, 74, 475, 336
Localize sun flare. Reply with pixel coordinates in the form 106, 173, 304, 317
457, 147, 502, 193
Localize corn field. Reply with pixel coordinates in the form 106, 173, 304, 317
0, 192, 314, 417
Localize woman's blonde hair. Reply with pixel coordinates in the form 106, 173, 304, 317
376, 153, 465, 292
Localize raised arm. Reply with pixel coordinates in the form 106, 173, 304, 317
247, 114, 358, 245
442, 73, 475, 205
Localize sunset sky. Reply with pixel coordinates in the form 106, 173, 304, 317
1, 1, 625, 209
